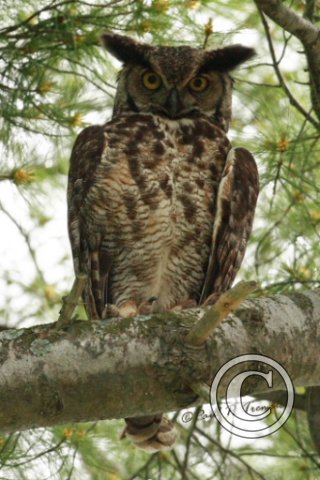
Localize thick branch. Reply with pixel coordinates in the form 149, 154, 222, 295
0, 289, 320, 433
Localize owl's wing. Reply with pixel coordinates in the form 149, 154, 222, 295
199, 147, 259, 304
67, 125, 110, 319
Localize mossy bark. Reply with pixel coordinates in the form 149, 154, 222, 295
0, 289, 319, 433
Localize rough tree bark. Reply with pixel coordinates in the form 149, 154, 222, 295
0, 289, 319, 433
254, 0, 320, 126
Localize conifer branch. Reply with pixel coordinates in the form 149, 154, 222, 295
57, 273, 87, 327
185, 281, 257, 346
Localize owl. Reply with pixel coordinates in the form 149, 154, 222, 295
67, 33, 259, 451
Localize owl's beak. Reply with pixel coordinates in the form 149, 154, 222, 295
165, 89, 183, 118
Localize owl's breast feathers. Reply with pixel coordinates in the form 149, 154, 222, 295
68, 113, 258, 318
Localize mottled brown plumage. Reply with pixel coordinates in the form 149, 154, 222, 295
67, 33, 259, 452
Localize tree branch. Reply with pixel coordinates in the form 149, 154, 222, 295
254, 0, 319, 46
254, 0, 320, 124
0, 289, 320, 433
57, 273, 87, 327
257, 9, 319, 128
186, 281, 257, 346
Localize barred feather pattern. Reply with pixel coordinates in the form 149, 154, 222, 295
67, 112, 259, 451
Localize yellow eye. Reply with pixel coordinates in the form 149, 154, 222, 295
189, 76, 209, 92
142, 71, 162, 90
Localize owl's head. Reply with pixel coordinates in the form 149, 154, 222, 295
102, 33, 255, 131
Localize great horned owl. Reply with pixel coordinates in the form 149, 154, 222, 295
67, 33, 259, 451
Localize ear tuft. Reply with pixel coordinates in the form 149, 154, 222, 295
201, 45, 256, 73
101, 32, 150, 66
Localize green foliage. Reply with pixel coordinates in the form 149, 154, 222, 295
0, 0, 320, 478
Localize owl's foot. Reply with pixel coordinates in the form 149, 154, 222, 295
122, 415, 178, 452
170, 298, 197, 312
103, 300, 138, 318
103, 298, 158, 318
137, 296, 158, 315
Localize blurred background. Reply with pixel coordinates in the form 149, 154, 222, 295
0, 1, 319, 478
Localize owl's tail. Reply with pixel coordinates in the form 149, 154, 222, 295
121, 414, 178, 452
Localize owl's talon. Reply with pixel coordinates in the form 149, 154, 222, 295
170, 299, 198, 312
103, 300, 138, 318
103, 304, 120, 318
118, 300, 138, 318
137, 297, 158, 315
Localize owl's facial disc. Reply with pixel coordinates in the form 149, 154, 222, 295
124, 66, 224, 120
103, 33, 255, 128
